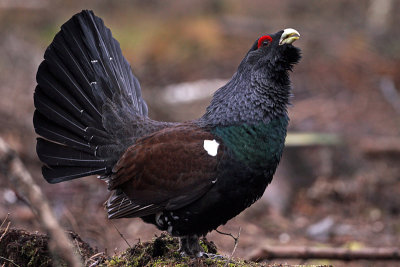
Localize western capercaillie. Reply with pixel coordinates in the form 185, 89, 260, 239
34, 10, 301, 257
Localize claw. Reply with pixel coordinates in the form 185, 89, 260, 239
203, 253, 225, 260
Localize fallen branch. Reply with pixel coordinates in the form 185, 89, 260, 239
0, 137, 82, 267
360, 136, 400, 156
285, 133, 341, 147
250, 246, 400, 262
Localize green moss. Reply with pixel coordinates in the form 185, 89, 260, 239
199, 239, 209, 253
2, 229, 333, 267
107, 256, 126, 266
103, 233, 276, 267
100, 233, 332, 266
20, 239, 52, 267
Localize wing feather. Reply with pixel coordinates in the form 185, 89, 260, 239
105, 124, 222, 218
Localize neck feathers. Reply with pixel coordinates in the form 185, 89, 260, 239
198, 62, 292, 127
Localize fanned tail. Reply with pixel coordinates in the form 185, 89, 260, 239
34, 10, 148, 183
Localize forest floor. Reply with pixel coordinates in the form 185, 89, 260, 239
1, 2, 400, 266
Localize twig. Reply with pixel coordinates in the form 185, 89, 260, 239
0, 222, 10, 242
63, 208, 80, 234
0, 213, 9, 229
215, 228, 240, 242
215, 227, 241, 266
0, 137, 82, 267
250, 245, 400, 262
86, 252, 105, 267
74, 237, 83, 257
111, 221, 132, 248
88, 252, 105, 261
226, 227, 241, 266
88, 260, 101, 267
0, 256, 21, 267
0, 213, 10, 242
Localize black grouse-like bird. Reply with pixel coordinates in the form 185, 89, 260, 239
34, 10, 301, 257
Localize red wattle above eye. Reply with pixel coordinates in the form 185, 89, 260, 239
257, 35, 272, 48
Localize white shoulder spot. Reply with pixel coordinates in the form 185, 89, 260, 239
203, 139, 219, 156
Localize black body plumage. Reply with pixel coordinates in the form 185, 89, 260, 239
34, 10, 301, 257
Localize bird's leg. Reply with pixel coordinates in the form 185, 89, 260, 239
179, 235, 224, 259
178, 235, 203, 258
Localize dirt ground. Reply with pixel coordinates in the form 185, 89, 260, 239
1, 1, 400, 266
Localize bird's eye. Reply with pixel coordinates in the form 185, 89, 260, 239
257, 35, 272, 49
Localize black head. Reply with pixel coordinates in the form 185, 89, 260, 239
241, 28, 301, 73
199, 29, 301, 127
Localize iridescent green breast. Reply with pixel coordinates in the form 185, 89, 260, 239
212, 116, 288, 168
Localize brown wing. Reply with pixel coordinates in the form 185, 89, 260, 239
106, 124, 221, 219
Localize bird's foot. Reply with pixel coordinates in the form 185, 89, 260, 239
202, 253, 225, 260
179, 235, 224, 259
179, 250, 204, 258
178, 235, 204, 258
179, 251, 225, 260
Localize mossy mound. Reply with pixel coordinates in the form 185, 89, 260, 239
0, 228, 52, 267
103, 233, 281, 267
0, 228, 96, 267
0, 229, 325, 266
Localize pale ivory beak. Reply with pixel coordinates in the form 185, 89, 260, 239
279, 28, 300, 45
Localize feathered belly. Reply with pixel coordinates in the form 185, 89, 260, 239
144, 118, 288, 236
147, 139, 283, 237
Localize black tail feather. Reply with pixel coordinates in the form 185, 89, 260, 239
34, 89, 88, 137
36, 138, 112, 167
43, 44, 103, 121
42, 165, 107, 184
34, 10, 149, 183
35, 69, 99, 129
34, 111, 93, 154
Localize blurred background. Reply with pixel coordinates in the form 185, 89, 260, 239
0, 0, 399, 266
